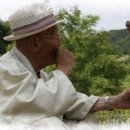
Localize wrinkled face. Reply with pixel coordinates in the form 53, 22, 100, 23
35, 25, 60, 63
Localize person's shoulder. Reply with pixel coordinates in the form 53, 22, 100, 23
0, 51, 13, 68
0, 51, 27, 74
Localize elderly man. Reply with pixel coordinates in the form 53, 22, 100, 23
1, 1, 130, 128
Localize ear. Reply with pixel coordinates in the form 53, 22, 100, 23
29, 36, 40, 52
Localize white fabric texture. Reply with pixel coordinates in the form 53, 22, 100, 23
9, 2, 53, 29
0, 47, 99, 127
4, 1, 65, 41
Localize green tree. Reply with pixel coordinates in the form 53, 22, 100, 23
88, 55, 126, 95
56, 7, 127, 95
0, 20, 12, 55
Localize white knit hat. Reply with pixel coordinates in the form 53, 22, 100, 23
4, 1, 65, 41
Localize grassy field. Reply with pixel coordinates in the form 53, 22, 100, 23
96, 109, 130, 123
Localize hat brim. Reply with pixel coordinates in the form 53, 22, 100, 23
4, 19, 65, 41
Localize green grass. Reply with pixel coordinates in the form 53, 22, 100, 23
96, 109, 130, 123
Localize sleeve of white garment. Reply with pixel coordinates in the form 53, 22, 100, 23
51, 70, 99, 120
63, 92, 99, 120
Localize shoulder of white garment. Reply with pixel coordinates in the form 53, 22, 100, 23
0, 51, 29, 74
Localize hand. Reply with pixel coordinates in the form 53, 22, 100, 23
56, 48, 75, 75
110, 89, 130, 109
90, 89, 130, 112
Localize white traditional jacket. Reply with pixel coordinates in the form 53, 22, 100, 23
0, 47, 99, 127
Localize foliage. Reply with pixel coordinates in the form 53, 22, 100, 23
56, 7, 127, 95
0, 19, 12, 55
109, 29, 130, 55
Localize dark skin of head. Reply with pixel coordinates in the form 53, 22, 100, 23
16, 25, 75, 78
126, 21, 130, 32
126, 25, 130, 32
